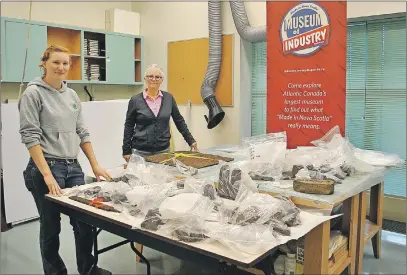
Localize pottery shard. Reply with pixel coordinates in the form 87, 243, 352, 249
140, 209, 165, 231
268, 219, 291, 236
233, 205, 261, 225
203, 184, 216, 200
83, 186, 102, 197
340, 163, 356, 176
173, 229, 208, 243
111, 192, 128, 204
217, 165, 242, 200
291, 165, 304, 178
293, 179, 335, 195
248, 171, 274, 181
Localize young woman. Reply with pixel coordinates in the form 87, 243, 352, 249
122, 64, 197, 161
19, 45, 112, 275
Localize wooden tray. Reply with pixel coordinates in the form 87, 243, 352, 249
144, 151, 234, 169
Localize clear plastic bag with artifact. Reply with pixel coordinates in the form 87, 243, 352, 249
241, 132, 287, 180
140, 178, 218, 243
209, 168, 302, 255
216, 161, 258, 201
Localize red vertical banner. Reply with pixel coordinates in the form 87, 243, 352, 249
267, 1, 347, 149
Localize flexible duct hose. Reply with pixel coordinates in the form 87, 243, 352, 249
200, 1, 222, 101
229, 1, 266, 43
200, 1, 225, 129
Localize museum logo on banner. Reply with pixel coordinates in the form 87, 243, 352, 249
280, 2, 330, 56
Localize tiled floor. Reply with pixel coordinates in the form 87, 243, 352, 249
1, 216, 406, 274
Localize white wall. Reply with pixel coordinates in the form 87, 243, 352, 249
1, 1, 132, 30
131, 1, 406, 151
347, 2, 406, 18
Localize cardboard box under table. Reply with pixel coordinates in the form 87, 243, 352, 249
258, 172, 384, 275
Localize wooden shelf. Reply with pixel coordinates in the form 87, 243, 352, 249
135, 61, 141, 83
84, 55, 106, 59
84, 31, 106, 57
47, 27, 81, 55
135, 38, 141, 60
67, 55, 81, 80
364, 219, 380, 244
328, 237, 350, 274
84, 57, 106, 82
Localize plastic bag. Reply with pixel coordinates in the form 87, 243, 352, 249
126, 152, 147, 172
151, 182, 216, 243
183, 178, 218, 201
160, 219, 213, 243
173, 158, 198, 176
136, 183, 181, 216
205, 222, 277, 255
310, 125, 341, 147
353, 148, 405, 167
242, 132, 287, 179
159, 193, 214, 220
242, 131, 287, 148
216, 161, 258, 201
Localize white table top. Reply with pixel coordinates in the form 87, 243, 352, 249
46, 181, 336, 266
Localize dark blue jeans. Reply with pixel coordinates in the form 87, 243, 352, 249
23, 158, 95, 275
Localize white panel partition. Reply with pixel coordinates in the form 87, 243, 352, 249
1, 100, 129, 224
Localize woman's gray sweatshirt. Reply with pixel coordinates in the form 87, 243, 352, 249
18, 77, 90, 159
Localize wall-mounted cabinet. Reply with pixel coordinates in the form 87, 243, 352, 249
0, 16, 144, 85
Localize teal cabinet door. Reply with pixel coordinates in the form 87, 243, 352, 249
4, 21, 47, 82
106, 34, 135, 84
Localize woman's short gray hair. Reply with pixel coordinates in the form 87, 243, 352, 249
144, 64, 165, 78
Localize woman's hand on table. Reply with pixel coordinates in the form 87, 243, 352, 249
44, 174, 64, 196
92, 165, 112, 182
190, 142, 198, 152
123, 154, 131, 163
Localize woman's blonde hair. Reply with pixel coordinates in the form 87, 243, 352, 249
39, 45, 70, 77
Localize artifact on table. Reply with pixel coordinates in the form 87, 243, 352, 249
203, 184, 216, 200
111, 172, 140, 184
271, 196, 301, 227
172, 157, 198, 175
80, 186, 102, 198
217, 164, 242, 200
144, 151, 234, 169
248, 171, 274, 181
173, 228, 208, 243
223, 193, 301, 237
291, 165, 304, 178
140, 208, 165, 231
340, 163, 356, 176
267, 219, 291, 236
111, 191, 129, 204
233, 205, 261, 226
293, 179, 335, 195
69, 196, 121, 213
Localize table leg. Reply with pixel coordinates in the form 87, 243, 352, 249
369, 183, 383, 259
89, 227, 99, 275
135, 243, 144, 262
356, 191, 367, 274
341, 194, 360, 275
304, 220, 330, 275
130, 242, 151, 275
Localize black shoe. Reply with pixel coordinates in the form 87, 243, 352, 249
87, 267, 112, 275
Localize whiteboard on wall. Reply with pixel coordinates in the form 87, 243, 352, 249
1, 100, 129, 224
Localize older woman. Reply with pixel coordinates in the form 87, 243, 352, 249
122, 64, 197, 161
